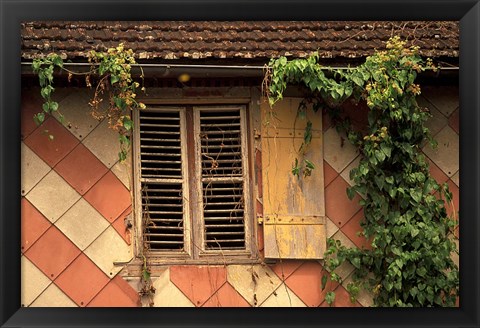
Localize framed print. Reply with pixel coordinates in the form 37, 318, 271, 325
1, 0, 479, 327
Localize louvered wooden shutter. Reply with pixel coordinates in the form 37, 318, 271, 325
261, 98, 326, 260
136, 107, 190, 254
194, 106, 251, 252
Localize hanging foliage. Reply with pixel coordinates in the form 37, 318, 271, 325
265, 37, 459, 307
31, 43, 146, 161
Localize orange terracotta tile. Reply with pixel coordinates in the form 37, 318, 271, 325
323, 160, 339, 188
54, 143, 109, 195
87, 275, 139, 307
24, 226, 81, 279
325, 176, 362, 228
111, 274, 140, 303
112, 206, 133, 245
170, 265, 227, 307
21, 88, 43, 139
270, 260, 303, 281
55, 253, 109, 307
202, 282, 250, 307
21, 198, 51, 252
448, 108, 459, 134
23, 117, 80, 167
319, 285, 361, 307
285, 262, 337, 307
341, 209, 372, 250
427, 158, 449, 185
84, 171, 132, 222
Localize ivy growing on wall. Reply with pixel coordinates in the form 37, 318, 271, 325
265, 37, 459, 307
31, 43, 146, 161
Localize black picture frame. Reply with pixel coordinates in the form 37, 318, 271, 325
1, 1, 479, 327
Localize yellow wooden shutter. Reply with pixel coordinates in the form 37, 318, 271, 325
261, 98, 326, 260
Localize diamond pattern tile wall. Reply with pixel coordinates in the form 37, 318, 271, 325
24, 117, 80, 167
325, 176, 361, 228
152, 269, 195, 307
24, 226, 81, 280
227, 264, 282, 306
55, 199, 109, 250
270, 260, 303, 281
30, 283, 77, 307
202, 282, 251, 307
111, 154, 132, 190
53, 90, 101, 141
55, 253, 110, 306
25, 170, 81, 223
417, 96, 448, 137
83, 118, 122, 168
84, 226, 132, 277
284, 262, 336, 307
88, 275, 139, 307
21, 256, 51, 306
323, 127, 359, 173
54, 143, 109, 195
21, 142, 51, 196
423, 126, 459, 177
84, 171, 131, 223
170, 266, 227, 307
21, 198, 51, 252
260, 284, 306, 307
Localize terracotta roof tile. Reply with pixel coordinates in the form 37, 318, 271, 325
21, 21, 459, 60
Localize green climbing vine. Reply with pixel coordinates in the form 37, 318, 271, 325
266, 36, 459, 307
31, 43, 146, 161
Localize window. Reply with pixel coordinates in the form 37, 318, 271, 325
133, 105, 255, 263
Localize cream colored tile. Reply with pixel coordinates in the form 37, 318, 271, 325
82, 118, 121, 168
260, 284, 306, 307
451, 171, 459, 187
30, 283, 77, 307
323, 128, 358, 173
422, 86, 459, 118
325, 217, 339, 238
53, 90, 101, 140
25, 170, 81, 223
227, 264, 282, 306
152, 269, 195, 307
55, 199, 109, 250
340, 155, 361, 187
111, 156, 132, 190
418, 97, 448, 138
21, 142, 51, 196
84, 226, 133, 277
422, 126, 459, 177
21, 256, 51, 306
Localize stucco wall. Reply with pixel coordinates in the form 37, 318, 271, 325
20, 84, 459, 307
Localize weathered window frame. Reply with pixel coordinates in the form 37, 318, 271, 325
132, 101, 257, 264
